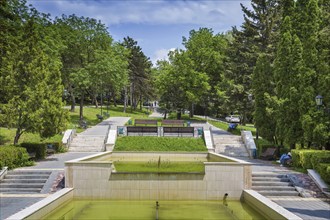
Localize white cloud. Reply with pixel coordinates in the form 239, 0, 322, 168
28, 0, 245, 28
152, 48, 176, 65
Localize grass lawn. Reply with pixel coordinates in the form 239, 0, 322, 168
113, 161, 205, 173
114, 136, 207, 152
208, 120, 256, 136
0, 105, 149, 146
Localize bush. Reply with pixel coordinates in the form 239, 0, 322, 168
20, 143, 46, 159
316, 163, 330, 184
291, 149, 330, 184
0, 146, 33, 169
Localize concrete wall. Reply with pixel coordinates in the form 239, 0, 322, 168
6, 188, 74, 220
65, 153, 251, 200
242, 190, 302, 220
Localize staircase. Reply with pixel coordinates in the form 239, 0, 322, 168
0, 170, 51, 194
213, 135, 249, 158
252, 172, 299, 197
69, 134, 106, 152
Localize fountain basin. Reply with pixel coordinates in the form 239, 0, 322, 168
65, 152, 251, 200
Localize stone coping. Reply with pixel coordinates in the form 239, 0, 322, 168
243, 190, 303, 220
6, 188, 74, 220
308, 169, 329, 192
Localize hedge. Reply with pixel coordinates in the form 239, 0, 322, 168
20, 143, 46, 159
0, 146, 33, 169
291, 149, 330, 184
20, 142, 65, 159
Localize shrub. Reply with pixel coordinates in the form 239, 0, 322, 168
0, 146, 33, 169
20, 143, 46, 159
316, 163, 330, 184
291, 150, 330, 183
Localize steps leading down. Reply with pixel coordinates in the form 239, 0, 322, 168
213, 135, 249, 158
0, 170, 51, 194
69, 134, 105, 152
252, 172, 299, 197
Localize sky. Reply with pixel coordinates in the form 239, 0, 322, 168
27, 0, 250, 64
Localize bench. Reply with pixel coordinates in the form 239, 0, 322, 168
96, 114, 104, 121
162, 120, 184, 127
46, 144, 56, 154
134, 119, 158, 126
28, 152, 36, 160
163, 127, 194, 137
79, 120, 87, 129
127, 126, 158, 136
259, 147, 277, 160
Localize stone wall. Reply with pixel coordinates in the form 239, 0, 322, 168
65, 153, 251, 200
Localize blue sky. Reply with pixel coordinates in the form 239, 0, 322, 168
27, 0, 250, 64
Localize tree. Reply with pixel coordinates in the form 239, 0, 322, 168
252, 54, 276, 142
182, 28, 228, 117
122, 37, 153, 111
1, 6, 67, 144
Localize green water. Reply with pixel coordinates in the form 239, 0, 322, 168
43, 200, 264, 220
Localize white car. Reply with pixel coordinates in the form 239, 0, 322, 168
225, 115, 240, 123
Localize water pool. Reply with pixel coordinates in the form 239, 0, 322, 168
43, 200, 264, 220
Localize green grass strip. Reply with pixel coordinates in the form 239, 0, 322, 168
114, 136, 207, 152
113, 161, 205, 173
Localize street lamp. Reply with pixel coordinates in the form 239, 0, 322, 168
315, 95, 323, 107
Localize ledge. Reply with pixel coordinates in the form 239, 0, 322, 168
308, 169, 329, 192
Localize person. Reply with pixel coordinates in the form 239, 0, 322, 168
279, 152, 292, 166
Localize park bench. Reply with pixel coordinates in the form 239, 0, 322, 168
127, 126, 158, 136
96, 114, 104, 121
134, 119, 158, 126
103, 112, 110, 117
46, 144, 56, 154
79, 120, 87, 129
162, 120, 184, 127
259, 147, 277, 160
163, 127, 194, 137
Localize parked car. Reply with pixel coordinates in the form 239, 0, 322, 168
225, 115, 240, 123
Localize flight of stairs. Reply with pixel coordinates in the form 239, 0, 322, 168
213, 135, 249, 157
69, 134, 106, 152
252, 172, 299, 197
0, 170, 51, 194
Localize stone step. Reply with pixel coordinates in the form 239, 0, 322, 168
0, 183, 45, 188
0, 188, 42, 193
1, 179, 47, 183
8, 171, 51, 175
68, 146, 104, 152
252, 173, 287, 178
5, 175, 50, 179
257, 191, 300, 197
252, 181, 293, 186
252, 177, 290, 182
252, 186, 296, 191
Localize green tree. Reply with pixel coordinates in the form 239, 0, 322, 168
1, 6, 67, 144
122, 37, 153, 111
252, 54, 276, 142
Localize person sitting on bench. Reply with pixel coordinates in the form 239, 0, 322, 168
279, 152, 292, 166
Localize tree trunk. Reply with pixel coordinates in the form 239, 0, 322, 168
189, 103, 194, 118
70, 91, 75, 112
14, 128, 22, 145
139, 95, 142, 110
79, 94, 84, 120
94, 94, 98, 108
124, 86, 127, 113
163, 110, 167, 119
177, 110, 181, 120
